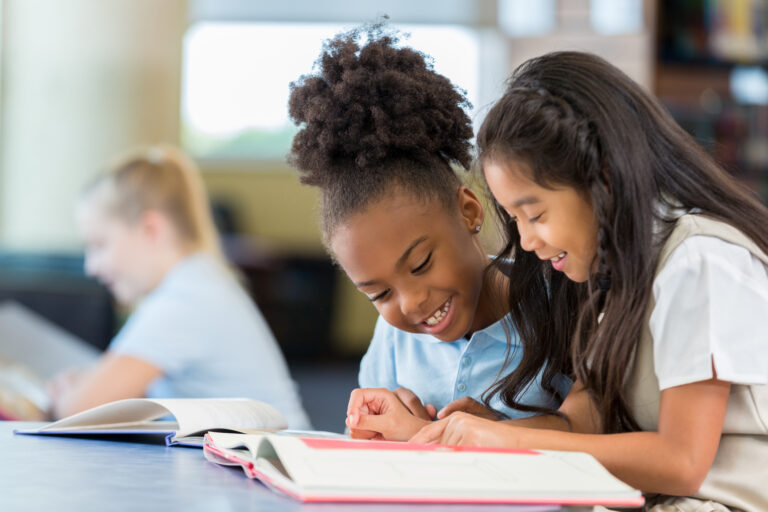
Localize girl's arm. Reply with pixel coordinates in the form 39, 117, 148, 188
48, 352, 163, 419
435, 397, 510, 420
439, 381, 600, 431
403, 380, 600, 431
348, 379, 600, 438
506, 381, 602, 432
410, 377, 731, 496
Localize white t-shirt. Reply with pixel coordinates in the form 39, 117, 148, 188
109, 252, 311, 429
650, 235, 768, 390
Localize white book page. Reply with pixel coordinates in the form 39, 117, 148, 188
205, 435, 631, 506
266, 438, 637, 499
20, 398, 287, 439
151, 398, 287, 439
18, 399, 173, 433
207, 431, 269, 458
207, 430, 346, 459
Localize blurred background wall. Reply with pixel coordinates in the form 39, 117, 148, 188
0, 0, 765, 370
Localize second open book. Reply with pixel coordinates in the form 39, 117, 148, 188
203, 431, 644, 507
14, 398, 293, 446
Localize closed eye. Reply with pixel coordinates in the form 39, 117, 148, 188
508, 215, 542, 224
369, 289, 390, 302
412, 252, 432, 274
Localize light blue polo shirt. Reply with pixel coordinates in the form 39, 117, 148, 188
359, 314, 571, 419
109, 252, 311, 429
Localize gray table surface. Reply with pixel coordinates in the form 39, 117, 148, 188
0, 422, 576, 511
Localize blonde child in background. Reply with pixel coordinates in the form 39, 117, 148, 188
48, 146, 311, 429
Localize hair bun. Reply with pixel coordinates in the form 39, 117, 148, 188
288, 24, 473, 186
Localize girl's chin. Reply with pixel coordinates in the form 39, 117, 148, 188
564, 264, 591, 283
432, 316, 471, 343
114, 289, 139, 306
433, 332, 462, 343
565, 272, 589, 283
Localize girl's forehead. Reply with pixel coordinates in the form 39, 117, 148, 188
331, 195, 458, 249
375, 191, 446, 213
484, 159, 536, 191
354, 191, 455, 226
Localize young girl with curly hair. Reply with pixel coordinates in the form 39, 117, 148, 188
404, 52, 768, 511
288, 26, 571, 441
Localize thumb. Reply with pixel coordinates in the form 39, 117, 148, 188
409, 419, 446, 444
352, 409, 395, 436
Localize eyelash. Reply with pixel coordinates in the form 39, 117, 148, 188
510, 214, 543, 224
369, 290, 389, 302
412, 252, 432, 274
368, 252, 432, 302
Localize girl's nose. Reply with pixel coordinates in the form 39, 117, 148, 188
518, 221, 543, 252
399, 287, 429, 321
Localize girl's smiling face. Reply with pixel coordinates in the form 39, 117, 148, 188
483, 159, 599, 283
330, 188, 493, 342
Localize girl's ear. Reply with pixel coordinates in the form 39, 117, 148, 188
456, 186, 484, 234
139, 209, 171, 244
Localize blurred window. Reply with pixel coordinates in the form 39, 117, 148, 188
590, 0, 643, 35
181, 22, 480, 161
498, 0, 556, 37
731, 66, 768, 105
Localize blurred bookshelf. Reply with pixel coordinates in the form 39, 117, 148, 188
655, 0, 768, 204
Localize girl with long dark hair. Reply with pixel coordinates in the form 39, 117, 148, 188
405, 52, 768, 511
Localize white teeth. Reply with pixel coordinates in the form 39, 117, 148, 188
425, 298, 451, 326
551, 252, 566, 262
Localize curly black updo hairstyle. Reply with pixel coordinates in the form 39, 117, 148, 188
287, 23, 474, 242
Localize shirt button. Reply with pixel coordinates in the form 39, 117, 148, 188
457, 383, 467, 392
461, 356, 471, 366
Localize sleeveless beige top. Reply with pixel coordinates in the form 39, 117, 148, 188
627, 214, 768, 512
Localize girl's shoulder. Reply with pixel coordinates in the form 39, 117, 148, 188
650, 233, 768, 390
656, 234, 768, 290
659, 214, 768, 267
159, 252, 238, 294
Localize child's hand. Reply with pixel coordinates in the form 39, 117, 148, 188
47, 369, 84, 402
409, 411, 525, 448
437, 397, 501, 421
346, 388, 431, 441
344, 394, 382, 440
392, 387, 437, 420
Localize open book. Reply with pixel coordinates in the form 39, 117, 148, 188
14, 398, 288, 446
203, 432, 644, 507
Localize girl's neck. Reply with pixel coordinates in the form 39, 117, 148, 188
148, 241, 199, 293
467, 264, 509, 337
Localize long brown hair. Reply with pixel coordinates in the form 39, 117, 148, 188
478, 51, 768, 433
